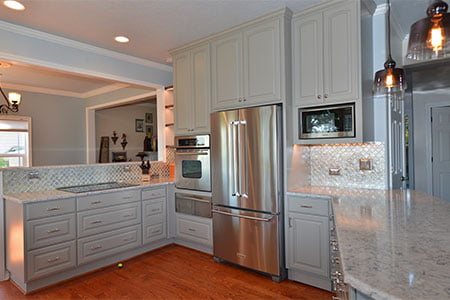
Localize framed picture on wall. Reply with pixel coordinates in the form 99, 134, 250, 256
146, 125, 153, 136
145, 112, 153, 124
135, 119, 144, 132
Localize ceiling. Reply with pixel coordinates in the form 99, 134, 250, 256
0, 0, 433, 95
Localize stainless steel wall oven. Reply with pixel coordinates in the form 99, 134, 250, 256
174, 135, 211, 192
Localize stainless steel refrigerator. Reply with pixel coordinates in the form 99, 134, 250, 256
210, 104, 285, 282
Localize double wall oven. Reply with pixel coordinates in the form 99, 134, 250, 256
174, 135, 212, 218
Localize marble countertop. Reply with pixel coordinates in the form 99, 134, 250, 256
3, 177, 174, 204
289, 186, 450, 300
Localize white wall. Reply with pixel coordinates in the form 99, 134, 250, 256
5, 89, 86, 166
95, 100, 157, 162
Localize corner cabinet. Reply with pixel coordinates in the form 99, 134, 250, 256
286, 194, 332, 291
292, 1, 360, 106
172, 43, 211, 135
211, 9, 290, 111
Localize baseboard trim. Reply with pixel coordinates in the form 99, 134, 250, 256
288, 269, 332, 291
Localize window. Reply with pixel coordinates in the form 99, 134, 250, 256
0, 116, 31, 168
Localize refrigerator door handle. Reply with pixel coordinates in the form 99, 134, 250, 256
238, 120, 248, 199
212, 208, 273, 222
230, 121, 240, 198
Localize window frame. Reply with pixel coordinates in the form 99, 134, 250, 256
0, 115, 32, 167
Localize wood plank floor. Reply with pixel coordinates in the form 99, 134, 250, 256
0, 244, 333, 300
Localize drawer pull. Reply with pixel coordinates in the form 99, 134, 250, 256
91, 200, 102, 205
152, 229, 161, 234
90, 245, 102, 251
123, 237, 134, 242
91, 220, 102, 224
47, 256, 60, 263
188, 228, 196, 232
300, 205, 313, 209
122, 196, 133, 200
151, 208, 160, 212
123, 214, 133, 218
46, 207, 61, 211
47, 228, 61, 234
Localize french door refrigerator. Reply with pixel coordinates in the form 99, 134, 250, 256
211, 104, 285, 281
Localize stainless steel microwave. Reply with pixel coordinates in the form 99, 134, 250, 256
298, 103, 355, 139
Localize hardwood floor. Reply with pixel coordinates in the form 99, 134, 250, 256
0, 245, 333, 300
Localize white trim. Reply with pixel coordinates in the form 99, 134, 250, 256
86, 91, 157, 110
373, 3, 388, 16
0, 20, 172, 73
0, 52, 165, 90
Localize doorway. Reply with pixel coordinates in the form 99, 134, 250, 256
431, 106, 450, 202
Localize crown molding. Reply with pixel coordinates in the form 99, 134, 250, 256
373, 3, 388, 16
0, 20, 172, 73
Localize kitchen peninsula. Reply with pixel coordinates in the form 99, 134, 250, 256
289, 186, 450, 300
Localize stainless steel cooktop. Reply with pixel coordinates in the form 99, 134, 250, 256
57, 182, 138, 193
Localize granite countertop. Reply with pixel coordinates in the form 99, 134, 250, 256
289, 186, 450, 300
3, 177, 175, 203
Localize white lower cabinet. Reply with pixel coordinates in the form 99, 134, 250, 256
286, 194, 332, 291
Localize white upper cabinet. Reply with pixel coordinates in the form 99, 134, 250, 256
211, 9, 289, 111
173, 43, 211, 135
293, 1, 360, 107
211, 32, 243, 109
243, 19, 281, 105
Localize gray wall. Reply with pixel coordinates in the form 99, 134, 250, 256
5, 89, 86, 166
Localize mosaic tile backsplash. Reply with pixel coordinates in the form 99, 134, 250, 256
292, 143, 386, 190
2, 146, 175, 194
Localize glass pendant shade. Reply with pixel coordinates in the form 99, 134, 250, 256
406, 0, 450, 60
373, 56, 407, 94
8, 92, 21, 105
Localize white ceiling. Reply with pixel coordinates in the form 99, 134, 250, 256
0, 0, 433, 95
0, 62, 138, 98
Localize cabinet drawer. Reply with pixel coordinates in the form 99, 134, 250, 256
177, 216, 211, 245
78, 202, 141, 238
26, 198, 76, 220
27, 214, 76, 250
143, 223, 166, 244
77, 190, 140, 211
78, 225, 141, 265
143, 200, 165, 217
288, 196, 330, 216
142, 187, 166, 200
26, 241, 76, 281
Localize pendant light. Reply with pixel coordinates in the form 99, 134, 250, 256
373, 0, 406, 94
0, 85, 21, 114
406, 0, 450, 60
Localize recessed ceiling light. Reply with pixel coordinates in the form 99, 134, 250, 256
3, 0, 25, 11
114, 36, 130, 43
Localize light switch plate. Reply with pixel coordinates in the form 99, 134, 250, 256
359, 159, 373, 171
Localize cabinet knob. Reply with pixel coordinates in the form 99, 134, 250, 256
317, 95, 321, 100
243, 98, 246, 102
324, 94, 328, 99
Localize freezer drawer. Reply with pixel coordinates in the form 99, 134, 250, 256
212, 207, 281, 276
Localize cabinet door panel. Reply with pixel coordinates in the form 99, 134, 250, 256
211, 32, 242, 110
243, 19, 281, 104
323, 2, 358, 103
192, 44, 211, 133
287, 213, 329, 277
174, 51, 193, 135
292, 13, 323, 106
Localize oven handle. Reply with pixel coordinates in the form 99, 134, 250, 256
176, 151, 209, 156
212, 209, 273, 222
176, 195, 211, 203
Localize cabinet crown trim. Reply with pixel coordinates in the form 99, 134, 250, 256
169, 7, 292, 55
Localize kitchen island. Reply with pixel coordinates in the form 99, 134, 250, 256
291, 186, 450, 300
